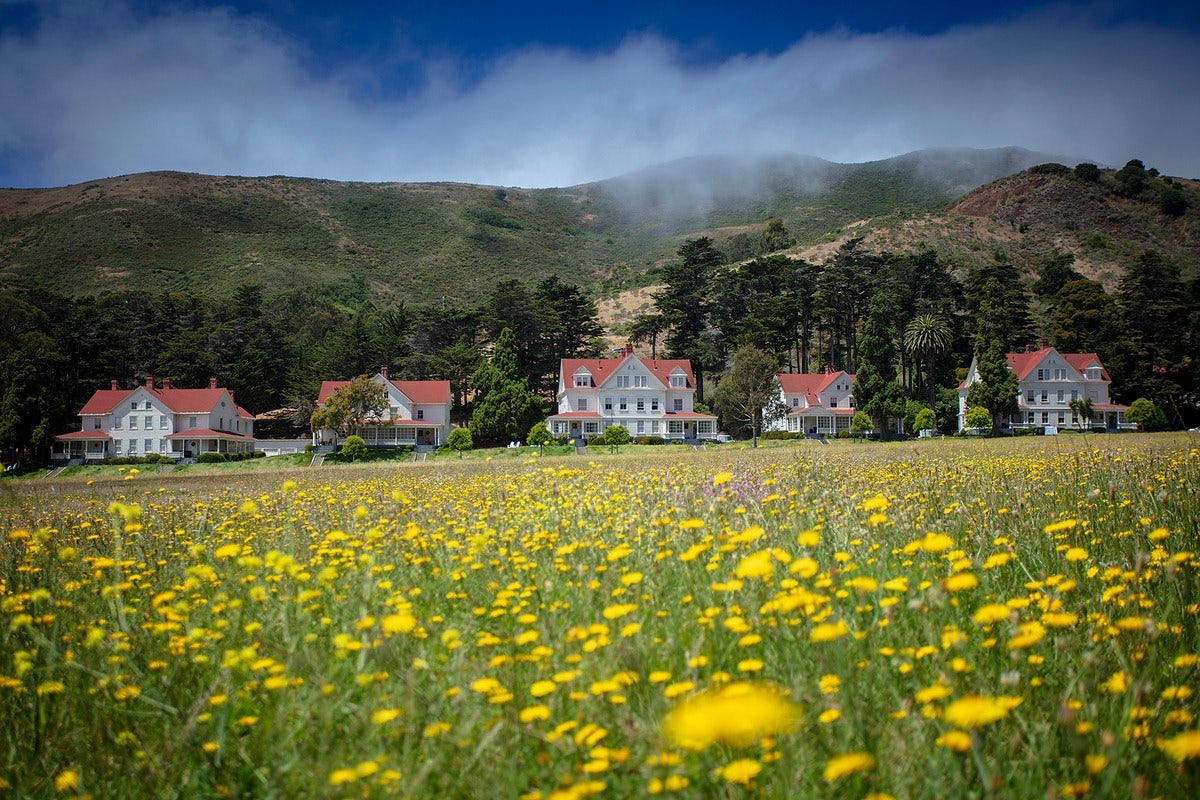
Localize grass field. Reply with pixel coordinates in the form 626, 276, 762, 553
2, 435, 1198, 798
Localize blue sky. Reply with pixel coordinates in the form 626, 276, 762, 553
1, 1, 1198, 187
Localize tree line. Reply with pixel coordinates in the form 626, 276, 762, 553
0, 275, 605, 462
638, 232, 1198, 437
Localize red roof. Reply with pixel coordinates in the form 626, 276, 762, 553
54, 430, 112, 441
165, 429, 255, 440
317, 378, 450, 406
777, 371, 854, 408
78, 385, 232, 415
664, 411, 718, 420
1006, 348, 1111, 381
561, 355, 696, 389
547, 411, 603, 419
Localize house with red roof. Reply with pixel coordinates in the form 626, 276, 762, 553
53, 376, 255, 462
313, 366, 451, 448
957, 343, 1130, 432
766, 368, 859, 436
546, 351, 717, 442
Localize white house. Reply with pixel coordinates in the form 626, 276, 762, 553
314, 367, 451, 448
546, 353, 717, 441
958, 344, 1129, 432
53, 376, 255, 462
766, 369, 858, 435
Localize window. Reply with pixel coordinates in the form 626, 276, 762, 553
651, 421, 659, 433
576, 399, 587, 412
673, 398, 683, 412
145, 401, 152, 410
113, 417, 122, 429
417, 409, 425, 419
1041, 391, 1048, 403
129, 417, 138, 430
128, 439, 137, 453
1042, 412, 1049, 424
634, 375, 648, 388
189, 416, 197, 428
131, 402, 137, 410
1071, 390, 1078, 401
1037, 369, 1044, 381
1057, 390, 1064, 403
574, 375, 589, 387
792, 397, 799, 407
144, 415, 153, 429
615, 376, 629, 388
144, 439, 153, 453
584, 422, 599, 434
829, 398, 838, 409
670, 374, 686, 387
668, 420, 683, 434
160, 417, 167, 429
92, 419, 101, 430
604, 398, 612, 411
1026, 391, 1035, 404
637, 420, 645, 434
1058, 413, 1065, 424
1055, 369, 1067, 381
114, 439, 122, 452
159, 439, 167, 452
636, 399, 645, 412
651, 399, 659, 412
619, 398, 627, 411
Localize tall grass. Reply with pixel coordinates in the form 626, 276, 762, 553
2, 436, 1197, 798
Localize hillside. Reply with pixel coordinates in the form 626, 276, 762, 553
791, 161, 1200, 290
0, 148, 1053, 304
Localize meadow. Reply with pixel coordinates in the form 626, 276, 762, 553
2, 435, 1198, 799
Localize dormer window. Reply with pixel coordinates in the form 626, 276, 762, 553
670, 374, 686, 388
574, 374, 590, 387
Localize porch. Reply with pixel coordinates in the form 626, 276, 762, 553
51, 431, 111, 462
166, 429, 256, 458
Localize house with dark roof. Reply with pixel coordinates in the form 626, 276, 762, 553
766, 368, 858, 436
313, 366, 451, 448
957, 344, 1130, 432
546, 352, 717, 442
53, 376, 255, 462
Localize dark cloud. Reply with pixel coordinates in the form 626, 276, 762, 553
1, 3, 1197, 187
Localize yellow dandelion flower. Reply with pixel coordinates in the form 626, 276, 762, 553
1085, 754, 1109, 775
822, 751, 876, 782
810, 620, 849, 642
371, 708, 402, 724
863, 494, 889, 512
519, 705, 552, 723
819, 708, 841, 723
944, 696, 1009, 729
937, 730, 972, 752
1064, 547, 1088, 562
918, 532, 955, 553
381, 613, 417, 634
328, 768, 357, 785
663, 682, 799, 750
943, 572, 978, 592
734, 550, 774, 579
713, 471, 732, 487
1161, 730, 1200, 762
972, 604, 1010, 624
1044, 519, 1078, 533
54, 770, 79, 793
718, 758, 762, 785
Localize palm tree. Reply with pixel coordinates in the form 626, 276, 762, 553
903, 314, 954, 410
1068, 396, 1095, 430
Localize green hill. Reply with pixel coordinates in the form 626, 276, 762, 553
0, 148, 1056, 304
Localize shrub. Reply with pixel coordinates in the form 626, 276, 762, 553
447, 427, 473, 452
196, 453, 226, 463
913, 407, 936, 433
632, 436, 666, 445
602, 426, 630, 446
1074, 162, 1101, 182
850, 411, 872, 435
526, 422, 553, 447
964, 406, 991, 430
1127, 398, 1167, 431
341, 435, 368, 462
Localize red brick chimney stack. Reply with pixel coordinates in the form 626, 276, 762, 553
145, 375, 154, 390
111, 379, 119, 390
209, 377, 218, 389
380, 365, 389, 379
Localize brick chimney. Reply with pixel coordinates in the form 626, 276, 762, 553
110, 379, 119, 390
380, 365, 389, 379
145, 374, 155, 390
1025, 343, 1035, 353
162, 378, 174, 389
209, 377, 218, 389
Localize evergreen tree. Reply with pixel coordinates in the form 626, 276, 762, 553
654, 237, 724, 401
1050, 279, 1122, 357
1116, 250, 1187, 409
853, 293, 906, 435
966, 278, 1020, 434
470, 328, 542, 445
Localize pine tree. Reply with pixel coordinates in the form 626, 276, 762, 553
853, 293, 906, 435
470, 328, 542, 445
966, 280, 1019, 434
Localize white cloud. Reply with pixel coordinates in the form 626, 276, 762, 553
1, 3, 1198, 187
